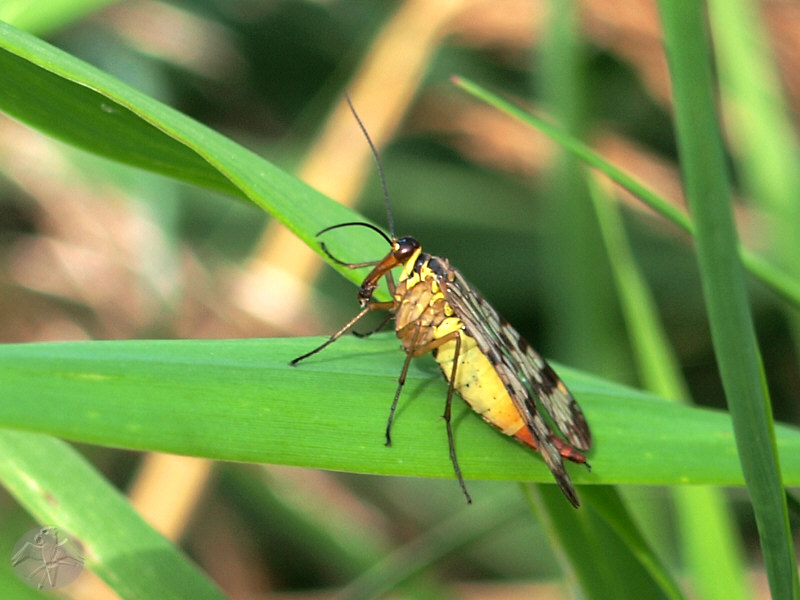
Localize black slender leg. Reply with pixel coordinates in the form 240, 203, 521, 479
442, 334, 471, 503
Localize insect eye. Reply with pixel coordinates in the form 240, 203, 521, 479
394, 237, 420, 261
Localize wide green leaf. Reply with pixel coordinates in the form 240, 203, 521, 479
1, 336, 799, 488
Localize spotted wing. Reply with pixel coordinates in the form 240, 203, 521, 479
434, 260, 591, 503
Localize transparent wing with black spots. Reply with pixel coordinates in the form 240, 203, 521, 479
428, 259, 591, 503
440, 265, 591, 449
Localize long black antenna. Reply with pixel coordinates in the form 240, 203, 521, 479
344, 93, 396, 239
318, 221, 392, 245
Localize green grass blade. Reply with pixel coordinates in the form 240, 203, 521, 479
0, 431, 226, 600
584, 488, 684, 600
451, 75, 691, 233
0, 21, 388, 289
588, 177, 686, 398
1, 17, 798, 596
531, 486, 615, 599
0, 23, 240, 197
0, 1, 116, 35
589, 176, 751, 600
533, 8, 669, 598
534, 486, 679, 600
451, 76, 800, 309
709, 0, 800, 253
657, 2, 799, 598
1, 336, 799, 487
537, 2, 623, 373
677, 486, 750, 600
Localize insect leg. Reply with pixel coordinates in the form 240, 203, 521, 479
440, 332, 472, 504
385, 318, 449, 444
353, 312, 394, 338
388, 328, 472, 503
385, 323, 421, 446
290, 301, 394, 365
354, 270, 397, 338
384, 269, 396, 295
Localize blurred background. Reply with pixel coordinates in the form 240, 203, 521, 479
1, 0, 799, 598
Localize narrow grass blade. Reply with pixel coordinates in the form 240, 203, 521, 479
0, 432, 226, 600
534, 485, 681, 600
451, 76, 800, 309
532, 7, 670, 599
0, 1, 116, 35
589, 175, 751, 600
709, 0, 800, 255
657, 2, 799, 598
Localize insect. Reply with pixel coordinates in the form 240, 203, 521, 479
291, 96, 592, 507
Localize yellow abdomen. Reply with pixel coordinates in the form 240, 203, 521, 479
433, 321, 525, 438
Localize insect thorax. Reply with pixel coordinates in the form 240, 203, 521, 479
393, 251, 461, 354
